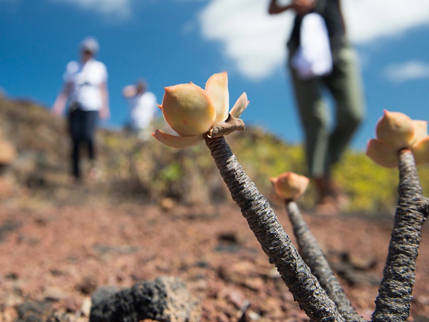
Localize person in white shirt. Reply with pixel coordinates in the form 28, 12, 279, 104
122, 80, 158, 140
52, 37, 110, 183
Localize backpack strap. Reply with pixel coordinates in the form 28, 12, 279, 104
313, 0, 327, 14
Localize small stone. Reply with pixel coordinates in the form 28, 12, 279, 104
77, 275, 98, 295
242, 277, 264, 292
267, 267, 281, 279
64, 296, 81, 313
217, 231, 242, 244
414, 295, 429, 306
5, 272, 19, 280
248, 311, 260, 321
90, 276, 201, 322
222, 288, 244, 309
81, 297, 92, 317
15, 301, 54, 322
216, 312, 229, 322
349, 253, 377, 271
44, 287, 68, 302
159, 198, 175, 212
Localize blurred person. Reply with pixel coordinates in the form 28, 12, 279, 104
269, 0, 365, 213
52, 37, 110, 183
122, 79, 158, 140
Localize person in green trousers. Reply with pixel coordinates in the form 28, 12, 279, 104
269, 0, 365, 214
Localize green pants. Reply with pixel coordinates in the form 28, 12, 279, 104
288, 42, 365, 178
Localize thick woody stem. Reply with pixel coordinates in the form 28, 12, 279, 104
372, 150, 429, 322
207, 114, 245, 138
286, 202, 366, 322
205, 136, 344, 322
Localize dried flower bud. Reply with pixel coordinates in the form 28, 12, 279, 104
376, 110, 415, 150
162, 83, 216, 137
270, 172, 309, 201
153, 72, 249, 148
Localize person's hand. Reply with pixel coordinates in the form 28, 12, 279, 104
292, 0, 315, 15
99, 108, 110, 120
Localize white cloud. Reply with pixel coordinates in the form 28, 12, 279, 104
199, 0, 429, 80
384, 61, 429, 83
199, 0, 293, 80
343, 0, 429, 44
50, 0, 131, 18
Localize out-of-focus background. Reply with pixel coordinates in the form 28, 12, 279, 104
0, 0, 429, 212
1, 0, 429, 147
0, 1, 429, 321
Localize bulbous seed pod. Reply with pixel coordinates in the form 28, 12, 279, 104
161, 83, 216, 137
376, 110, 415, 150
270, 172, 309, 201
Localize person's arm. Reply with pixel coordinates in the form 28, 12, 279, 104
99, 81, 110, 119
337, 0, 347, 33
269, 0, 315, 16
52, 82, 72, 116
268, 0, 293, 14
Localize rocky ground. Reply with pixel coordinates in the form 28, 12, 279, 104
0, 199, 428, 322
1, 99, 429, 321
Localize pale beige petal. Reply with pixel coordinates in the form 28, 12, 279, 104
269, 177, 278, 190
365, 139, 398, 168
205, 72, 229, 125
230, 92, 249, 118
412, 136, 429, 165
152, 130, 203, 149
162, 83, 216, 137
411, 120, 428, 147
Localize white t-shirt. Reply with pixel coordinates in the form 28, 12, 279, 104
127, 91, 158, 130
63, 59, 108, 111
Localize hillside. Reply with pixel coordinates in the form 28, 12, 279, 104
1, 98, 428, 213
0, 99, 429, 321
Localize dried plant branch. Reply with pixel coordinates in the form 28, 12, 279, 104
205, 135, 345, 322
207, 114, 245, 138
372, 150, 429, 321
285, 201, 366, 322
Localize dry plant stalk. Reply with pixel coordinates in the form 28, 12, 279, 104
285, 201, 365, 322
153, 74, 429, 321
205, 134, 344, 322
372, 150, 428, 321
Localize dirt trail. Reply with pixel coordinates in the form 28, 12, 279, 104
0, 204, 428, 321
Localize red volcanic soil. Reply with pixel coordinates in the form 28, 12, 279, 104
0, 203, 428, 321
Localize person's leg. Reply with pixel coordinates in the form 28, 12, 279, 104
68, 109, 83, 181
324, 43, 365, 172
82, 111, 98, 161
321, 43, 365, 205
289, 68, 330, 180
81, 111, 99, 180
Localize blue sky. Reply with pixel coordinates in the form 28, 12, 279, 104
1, 0, 429, 150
